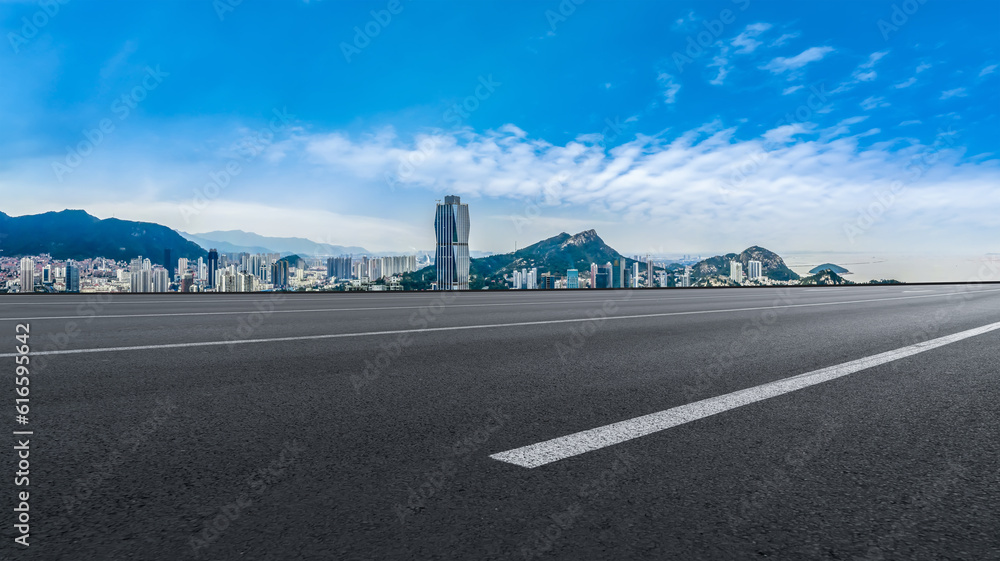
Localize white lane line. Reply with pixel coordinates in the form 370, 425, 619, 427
903, 290, 934, 293
0, 286, 995, 322
0, 285, 939, 307
0, 288, 997, 358
490, 319, 1000, 469
0, 295, 760, 321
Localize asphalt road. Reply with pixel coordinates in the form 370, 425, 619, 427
2, 285, 999, 560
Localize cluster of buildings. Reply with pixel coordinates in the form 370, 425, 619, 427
2, 249, 421, 293
729, 259, 763, 284
505, 259, 695, 290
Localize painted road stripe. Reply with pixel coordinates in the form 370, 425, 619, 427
0, 289, 997, 358
489, 320, 1000, 469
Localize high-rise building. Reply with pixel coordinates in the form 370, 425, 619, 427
271, 260, 289, 290
631, 262, 640, 288
526, 268, 538, 290
178, 257, 189, 277
327, 256, 352, 279
19, 257, 34, 293
612, 259, 624, 289
589, 263, 598, 288
164, 249, 174, 280
540, 273, 558, 289
729, 260, 744, 284
747, 260, 762, 280
595, 265, 611, 289
647, 260, 654, 288
152, 268, 170, 293
42, 265, 51, 284
207, 249, 219, 290
65, 262, 80, 292
434, 195, 470, 290
567, 269, 579, 289
683, 266, 692, 287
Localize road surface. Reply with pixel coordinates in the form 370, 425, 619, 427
2, 285, 999, 560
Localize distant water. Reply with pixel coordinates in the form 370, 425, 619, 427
781, 253, 1000, 283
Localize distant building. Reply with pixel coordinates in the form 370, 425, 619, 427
567, 269, 579, 289
747, 260, 762, 280
683, 266, 692, 287
526, 267, 538, 290
65, 262, 80, 293
631, 262, 640, 288
612, 259, 624, 289
164, 249, 174, 280
729, 260, 744, 284
271, 260, 289, 290
589, 263, 598, 288
327, 256, 352, 280
152, 268, 169, 293
181, 273, 194, 293
434, 195, 470, 290
540, 273, 558, 290
19, 257, 34, 293
42, 265, 51, 284
207, 249, 219, 290
595, 265, 612, 289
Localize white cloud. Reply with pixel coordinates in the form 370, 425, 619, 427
762, 46, 834, 74
979, 64, 997, 77
770, 32, 799, 47
940, 87, 968, 100
708, 48, 730, 86
894, 77, 917, 89
899, 120, 922, 126
860, 96, 890, 110
782, 85, 804, 95
837, 116, 869, 126
657, 72, 681, 104
731, 23, 772, 54
916, 62, 932, 73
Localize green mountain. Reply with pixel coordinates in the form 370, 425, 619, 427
0, 209, 206, 263
809, 263, 850, 274
799, 270, 853, 285
692, 245, 800, 281
401, 229, 637, 290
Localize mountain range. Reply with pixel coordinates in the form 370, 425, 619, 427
179, 230, 369, 256
0, 210, 205, 264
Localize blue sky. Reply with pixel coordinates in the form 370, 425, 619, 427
1, 0, 997, 254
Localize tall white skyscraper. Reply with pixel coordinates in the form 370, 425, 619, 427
747, 260, 762, 280
631, 262, 640, 288
729, 260, 744, 284
683, 266, 692, 287
434, 195, 470, 290
19, 257, 34, 293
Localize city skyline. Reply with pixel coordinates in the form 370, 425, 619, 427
1, 1, 997, 256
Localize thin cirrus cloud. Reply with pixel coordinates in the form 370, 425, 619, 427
894, 77, 917, 89
940, 87, 968, 100
657, 72, 681, 103
731, 23, 772, 54
979, 64, 997, 77
762, 46, 834, 74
